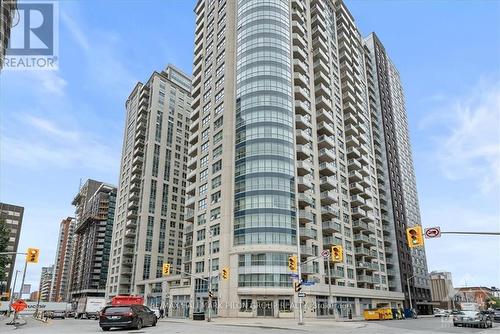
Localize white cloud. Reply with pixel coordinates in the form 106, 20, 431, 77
1, 115, 120, 173
423, 80, 500, 194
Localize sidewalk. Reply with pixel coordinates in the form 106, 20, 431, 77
160, 316, 365, 330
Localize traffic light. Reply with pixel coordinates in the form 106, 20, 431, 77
162, 263, 171, 276
331, 245, 343, 263
406, 226, 424, 248
288, 255, 297, 272
294, 281, 302, 293
221, 267, 229, 280
26, 248, 40, 263
208, 290, 213, 298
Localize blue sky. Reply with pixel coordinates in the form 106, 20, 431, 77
0, 0, 498, 295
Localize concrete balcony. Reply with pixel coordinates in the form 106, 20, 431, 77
294, 86, 310, 101
353, 234, 377, 247
185, 196, 195, 209
349, 182, 364, 195
127, 200, 138, 210
317, 148, 334, 163
187, 156, 197, 170
317, 121, 335, 136
352, 220, 370, 232
296, 145, 312, 160
125, 219, 136, 229
357, 275, 377, 284
187, 169, 197, 183
298, 210, 314, 223
134, 138, 144, 149
295, 100, 311, 115
345, 135, 360, 148
296, 129, 312, 144
316, 108, 334, 124
320, 191, 337, 205
124, 229, 135, 238
355, 247, 378, 259
322, 220, 341, 234
348, 170, 363, 182
326, 269, 344, 278
188, 143, 198, 157
132, 155, 143, 166
294, 72, 309, 88
315, 96, 331, 110
350, 194, 364, 207
298, 193, 314, 207
297, 176, 313, 191
323, 236, 341, 247
346, 147, 361, 159
297, 160, 313, 176
319, 162, 336, 176
300, 245, 314, 257
293, 45, 308, 62
351, 207, 365, 219
123, 238, 135, 247
122, 247, 134, 257
299, 226, 316, 240
292, 32, 307, 50
321, 205, 339, 219
345, 124, 359, 137
126, 209, 137, 219
295, 114, 311, 129
357, 261, 379, 272
293, 59, 308, 75
347, 158, 362, 171
319, 176, 336, 191
317, 135, 335, 149
185, 209, 194, 222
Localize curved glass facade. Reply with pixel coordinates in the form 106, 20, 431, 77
234, 0, 296, 246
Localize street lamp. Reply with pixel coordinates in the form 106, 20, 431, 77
407, 275, 415, 310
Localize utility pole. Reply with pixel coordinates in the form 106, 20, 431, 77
12, 259, 28, 321
296, 226, 303, 325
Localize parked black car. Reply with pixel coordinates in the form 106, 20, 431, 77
493, 309, 500, 322
99, 305, 157, 331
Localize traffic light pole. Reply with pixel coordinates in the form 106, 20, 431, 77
407, 275, 415, 310
207, 229, 213, 322
13, 259, 28, 322
326, 256, 333, 316
7, 270, 20, 317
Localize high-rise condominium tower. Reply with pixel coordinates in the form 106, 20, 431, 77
39, 266, 54, 302
50, 217, 76, 302
0, 202, 24, 298
70, 179, 117, 302
176, 0, 429, 318
106, 65, 191, 301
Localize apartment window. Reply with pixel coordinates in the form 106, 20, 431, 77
202, 115, 211, 126
212, 175, 221, 188
202, 128, 210, 141
200, 155, 209, 168
197, 213, 206, 226
200, 168, 208, 181
196, 245, 205, 257
211, 258, 219, 271
210, 207, 220, 220
215, 90, 224, 103
213, 145, 222, 159
214, 103, 223, 116
213, 130, 223, 144
214, 116, 223, 129
195, 261, 205, 273
211, 191, 221, 204
199, 183, 208, 196
212, 160, 222, 173
201, 141, 209, 153
197, 229, 206, 241
211, 224, 220, 236
211, 240, 220, 253
198, 198, 207, 210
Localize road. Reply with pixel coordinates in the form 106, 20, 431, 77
1, 315, 498, 333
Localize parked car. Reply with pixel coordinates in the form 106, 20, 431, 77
493, 309, 500, 322
49, 310, 67, 319
434, 309, 449, 317
66, 310, 75, 318
99, 305, 157, 331
453, 310, 493, 328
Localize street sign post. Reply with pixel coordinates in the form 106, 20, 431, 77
321, 250, 329, 258
11, 300, 27, 313
424, 227, 441, 238
298, 292, 306, 298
